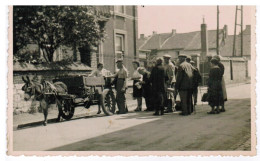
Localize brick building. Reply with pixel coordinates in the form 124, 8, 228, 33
58, 6, 139, 75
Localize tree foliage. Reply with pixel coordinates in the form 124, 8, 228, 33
13, 6, 110, 63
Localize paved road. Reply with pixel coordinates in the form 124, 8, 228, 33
13, 83, 251, 151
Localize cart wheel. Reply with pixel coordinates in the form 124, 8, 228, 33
58, 99, 75, 120
101, 89, 116, 115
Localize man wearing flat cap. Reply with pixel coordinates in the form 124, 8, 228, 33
163, 54, 176, 113
175, 54, 194, 116
108, 59, 128, 114
186, 55, 192, 63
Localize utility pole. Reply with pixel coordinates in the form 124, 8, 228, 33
232, 6, 238, 57
233, 5, 243, 57
216, 6, 219, 55
241, 6, 243, 57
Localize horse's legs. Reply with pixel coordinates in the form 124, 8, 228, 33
40, 99, 48, 126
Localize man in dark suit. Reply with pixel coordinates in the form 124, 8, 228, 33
150, 57, 166, 116
175, 54, 194, 116
190, 60, 202, 107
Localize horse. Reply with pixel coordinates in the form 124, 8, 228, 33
21, 76, 68, 126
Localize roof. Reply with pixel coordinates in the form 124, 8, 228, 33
242, 25, 251, 35
140, 33, 173, 50
139, 29, 224, 51
220, 34, 251, 57
162, 31, 199, 50
184, 30, 224, 50
13, 62, 93, 72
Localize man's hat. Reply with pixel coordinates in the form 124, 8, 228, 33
116, 59, 123, 63
186, 55, 192, 62
163, 54, 171, 58
190, 60, 195, 64
132, 60, 140, 66
178, 54, 187, 58
213, 55, 221, 61
186, 55, 192, 60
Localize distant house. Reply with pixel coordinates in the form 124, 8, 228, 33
138, 23, 229, 67
137, 23, 252, 84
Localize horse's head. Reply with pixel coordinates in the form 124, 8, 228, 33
21, 76, 34, 101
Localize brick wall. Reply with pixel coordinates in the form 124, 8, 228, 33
199, 57, 248, 86
222, 59, 247, 84
101, 6, 137, 75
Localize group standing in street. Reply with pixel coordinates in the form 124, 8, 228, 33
93, 53, 226, 116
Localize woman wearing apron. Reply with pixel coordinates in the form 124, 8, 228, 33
131, 61, 143, 112
88, 63, 105, 114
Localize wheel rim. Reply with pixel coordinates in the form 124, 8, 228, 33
62, 100, 73, 116
104, 92, 115, 113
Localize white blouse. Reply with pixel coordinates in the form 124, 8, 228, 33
132, 70, 142, 81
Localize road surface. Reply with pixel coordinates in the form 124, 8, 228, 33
13, 83, 251, 151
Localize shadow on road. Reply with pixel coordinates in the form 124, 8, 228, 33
49, 98, 251, 151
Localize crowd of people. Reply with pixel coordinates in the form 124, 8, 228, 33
90, 54, 227, 116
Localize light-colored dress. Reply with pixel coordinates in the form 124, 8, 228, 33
115, 67, 128, 113
164, 62, 175, 99
132, 70, 143, 98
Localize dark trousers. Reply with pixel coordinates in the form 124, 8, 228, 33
193, 87, 198, 105
153, 92, 164, 113
116, 79, 127, 114
144, 96, 154, 111
179, 90, 193, 114
116, 91, 126, 113
137, 97, 142, 109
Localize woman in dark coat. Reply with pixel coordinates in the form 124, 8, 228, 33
207, 58, 224, 114
213, 55, 227, 112
138, 67, 154, 111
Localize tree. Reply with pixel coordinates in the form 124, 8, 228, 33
13, 6, 110, 63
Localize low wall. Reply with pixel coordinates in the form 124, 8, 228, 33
221, 58, 248, 84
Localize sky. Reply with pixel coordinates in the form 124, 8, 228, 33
137, 6, 254, 37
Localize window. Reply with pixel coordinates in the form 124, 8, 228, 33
114, 6, 124, 14
115, 34, 125, 60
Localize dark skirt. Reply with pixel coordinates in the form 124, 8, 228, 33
208, 81, 224, 107
133, 80, 142, 98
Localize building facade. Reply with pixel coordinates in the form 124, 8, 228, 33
98, 6, 138, 74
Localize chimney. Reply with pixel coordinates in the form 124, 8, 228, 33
153, 31, 157, 35
171, 29, 176, 35
140, 34, 145, 39
201, 22, 208, 60
245, 25, 251, 34
246, 25, 250, 29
